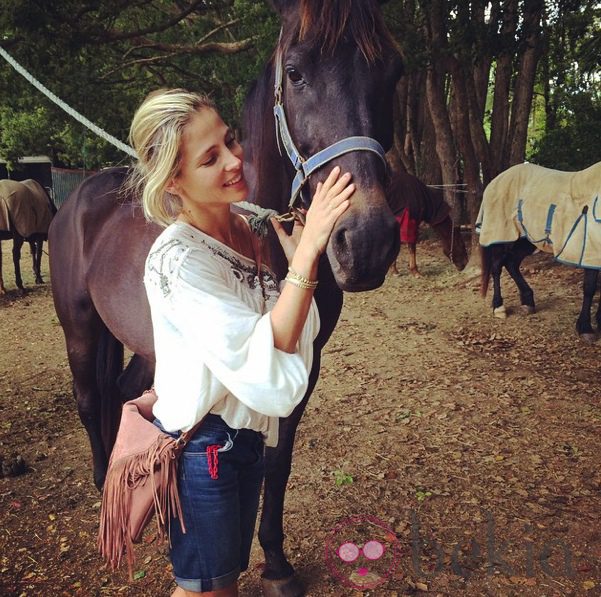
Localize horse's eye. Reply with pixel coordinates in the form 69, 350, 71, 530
286, 67, 304, 85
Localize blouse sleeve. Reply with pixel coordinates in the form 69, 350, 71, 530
166, 247, 319, 418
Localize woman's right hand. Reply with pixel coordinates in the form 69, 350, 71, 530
269, 167, 354, 353
272, 166, 354, 264
300, 166, 354, 257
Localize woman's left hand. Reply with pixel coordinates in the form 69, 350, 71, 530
271, 215, 306, 264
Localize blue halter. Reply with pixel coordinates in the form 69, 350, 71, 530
273, 44, 388, 220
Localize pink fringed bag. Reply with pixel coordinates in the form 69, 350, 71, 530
98, 389, 204, 576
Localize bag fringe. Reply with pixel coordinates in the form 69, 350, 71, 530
97, 434, 185, 577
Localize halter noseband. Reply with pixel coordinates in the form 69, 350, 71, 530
273, 42, 388, 222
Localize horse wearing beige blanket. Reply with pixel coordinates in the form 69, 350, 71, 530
478, 162, 601, 341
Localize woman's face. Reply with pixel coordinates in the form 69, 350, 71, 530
169, 108, 248, 211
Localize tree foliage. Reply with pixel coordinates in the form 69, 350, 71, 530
383, 0, 600, 231
0, 0, 599, 211
0, 0, 278, 168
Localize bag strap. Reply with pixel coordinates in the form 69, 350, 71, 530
174, 416, 206, 453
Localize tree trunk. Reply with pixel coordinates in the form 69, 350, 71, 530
450, 60, 483, 225
426, 66, 459, 217
489, 0, 518, 175
508, 0, 544, 165
423, 0, 459, 217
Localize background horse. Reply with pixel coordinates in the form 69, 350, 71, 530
478, 161, 601, 342
49, 1, 402, 595
0, 179, 56, 294
387, 170, 468, 276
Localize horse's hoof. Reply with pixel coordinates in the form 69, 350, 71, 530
520, 305, 535, 315
493, 306, 507, 319
579, 333, 597, 344
261, 575, 305, 597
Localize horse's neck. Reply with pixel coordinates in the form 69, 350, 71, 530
241, 65, 296, 280
419, 182, 447, 225
242, 67, 291, 214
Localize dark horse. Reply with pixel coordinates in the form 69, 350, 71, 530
49, 1, 402, 594
478, 162, 601, 342
481, 240, 601, 342
387, 170, 468, 276
0, 179, 56, 294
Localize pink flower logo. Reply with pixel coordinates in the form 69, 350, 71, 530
324, 515, 399, 590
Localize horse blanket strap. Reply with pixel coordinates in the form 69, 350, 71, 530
516, 199, 556, 246
477, 162, 601, 269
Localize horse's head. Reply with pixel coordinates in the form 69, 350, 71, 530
431, 216, 469, 272
267, 0, 402, 291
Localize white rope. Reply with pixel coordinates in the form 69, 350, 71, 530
0, 45, 137, 158
426, 183, 468, 193
0, 45, 283, 227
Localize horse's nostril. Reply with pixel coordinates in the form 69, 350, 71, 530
335, 228, 348, 250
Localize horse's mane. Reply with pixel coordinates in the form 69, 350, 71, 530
242, 65, 273, 167
296, 0, 396, 63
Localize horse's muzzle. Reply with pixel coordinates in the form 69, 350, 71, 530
326, 191, 399, 291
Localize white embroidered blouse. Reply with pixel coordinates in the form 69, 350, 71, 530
144, 220, 320, 447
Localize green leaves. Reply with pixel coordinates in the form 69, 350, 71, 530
0, 0, 277, 167
333, 470, 354, 487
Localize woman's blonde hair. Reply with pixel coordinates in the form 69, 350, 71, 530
127, 88, 215, 226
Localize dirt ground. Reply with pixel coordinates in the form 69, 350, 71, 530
0, 236, 600, 597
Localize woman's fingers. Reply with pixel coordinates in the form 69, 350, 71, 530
313, 168, 352, 205
270, 217, 287, 240
320, 166, 341, 195
327, 173, 352, 198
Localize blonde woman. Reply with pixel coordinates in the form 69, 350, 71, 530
128, 88, 354, 597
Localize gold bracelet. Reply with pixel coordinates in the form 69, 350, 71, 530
285, 273, 318, 290
287, 267, 318, 288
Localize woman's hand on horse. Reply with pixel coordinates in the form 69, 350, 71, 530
271, 166, 354, 263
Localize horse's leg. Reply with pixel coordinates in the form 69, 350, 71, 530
59, 302, 124, 489
0, 240, 5, 294
117, 353, 155, 398
32, 239, 44, 284
260, 383, 316, 597
12, 235, 24, 290
389, 252, 400, 275
576, 268, 598, 342
503, 238, 536, 315
490, 245, 507, 318
408, 242, 422, 278
260, 270, 343, 597
595, 271, 601, 332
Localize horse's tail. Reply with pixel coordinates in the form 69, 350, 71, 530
96, 323, 124, 457
480, 244, 493, 297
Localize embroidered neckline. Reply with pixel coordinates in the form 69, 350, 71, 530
174, 220, 277, 279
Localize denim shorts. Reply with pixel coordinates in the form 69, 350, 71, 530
154, 414, 265, 592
